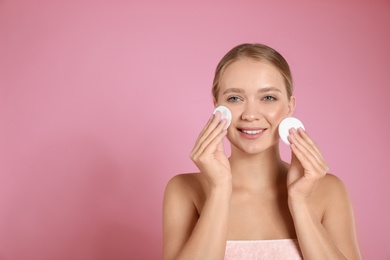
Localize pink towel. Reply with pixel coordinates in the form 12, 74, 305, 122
225, 239, 302, 260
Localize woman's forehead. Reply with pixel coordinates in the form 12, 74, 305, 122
219, 59, 286, 92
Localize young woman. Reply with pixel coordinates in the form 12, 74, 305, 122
163, 43, 361, 259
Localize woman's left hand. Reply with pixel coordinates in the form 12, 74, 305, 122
286, 127, 329, 204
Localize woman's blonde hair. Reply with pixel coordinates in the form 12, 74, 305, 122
212, 43, 293, 101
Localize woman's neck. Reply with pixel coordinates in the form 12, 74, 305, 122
229, 145, 288, 191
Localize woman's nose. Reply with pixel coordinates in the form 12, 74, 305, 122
241, 102, 261, 121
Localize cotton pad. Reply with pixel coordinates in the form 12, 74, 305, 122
278, 117, 305, 145
213, 105, 232, 129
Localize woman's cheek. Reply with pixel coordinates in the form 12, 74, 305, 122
228, 107, 241, 122
263, 105, 286, 122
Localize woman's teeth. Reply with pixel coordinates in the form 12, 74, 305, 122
242, 130, 263, 135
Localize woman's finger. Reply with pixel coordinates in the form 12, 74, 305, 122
297, 129, 328, 170
290, 142, 323, 176
297, 128, 325, 161
202, 129, 228, 157
192, 118, 227, 158
289, 128, 326, 168
192, 112, 223, 154
289, 130, 327, 176
289, 129, 318, 162
193, 114, 214, 145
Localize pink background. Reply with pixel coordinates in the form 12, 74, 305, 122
1, 1, 389, 259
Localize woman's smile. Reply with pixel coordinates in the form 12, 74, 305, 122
237, 127, 267, 140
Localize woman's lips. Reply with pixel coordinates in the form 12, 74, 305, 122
238, 128, 267, 139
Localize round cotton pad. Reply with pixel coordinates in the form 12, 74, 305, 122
213, 106, 232, 129
278, 117, 305, 145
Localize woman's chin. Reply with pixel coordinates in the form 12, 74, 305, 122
232, 143, 277, 156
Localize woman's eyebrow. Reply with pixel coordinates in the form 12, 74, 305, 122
222, 88, 245, 95
223, 87, 281, 95
258, 87, 281, 93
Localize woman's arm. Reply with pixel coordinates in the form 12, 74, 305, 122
287, 128, 361, 259
289, 174, 361, 260
163, 112, 232, 260
163, 175, 231, 260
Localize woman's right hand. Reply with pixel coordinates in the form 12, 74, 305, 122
190, 111, 232, 189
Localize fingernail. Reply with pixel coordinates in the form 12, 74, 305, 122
214, 110, 221, 119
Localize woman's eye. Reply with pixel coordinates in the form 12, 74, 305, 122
227, 96, 241, 102
263, 95, 276, 101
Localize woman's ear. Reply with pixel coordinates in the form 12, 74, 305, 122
213, 98, 217, 107
287, 96, 296, 116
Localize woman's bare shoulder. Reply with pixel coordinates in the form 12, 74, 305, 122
317, 173, 348, 196
164, 173, 207, 204
313, 173, 351, 217
166, 172, 204, 189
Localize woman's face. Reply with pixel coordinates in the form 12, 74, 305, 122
216, 58, 295, 154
